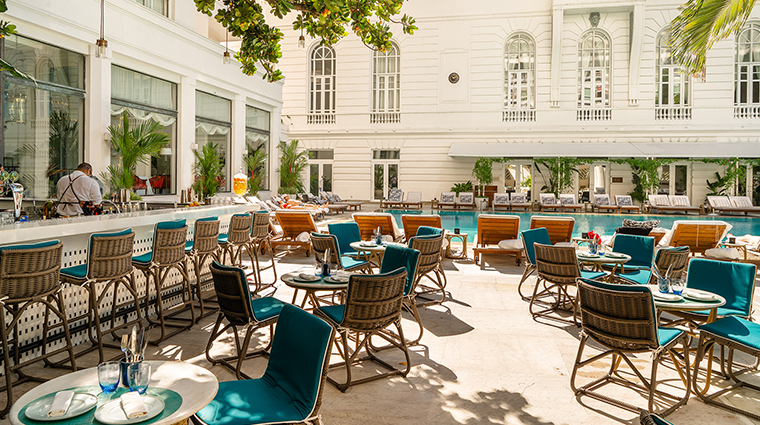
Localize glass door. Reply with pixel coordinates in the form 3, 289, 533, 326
373, 163, 399, 200
309, 163, 332, 196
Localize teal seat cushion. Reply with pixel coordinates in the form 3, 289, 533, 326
521, 228, 551, 266
579, 270, 606, 280
132, 252, 152, 264
682, 306, 750, 318
615, 269, 652, 285
157, 219, 186, 230
251, 297, 285, 322
91, 228, 132, 239
380, 245, 421, 296
60, 264, 87, 279
657, 327, 684, 347
195, 378, 308, 425
340, 256, 368, 271
316, 305, 344, 325
698, 316, 760, 352
416, 226, 443, 236
185, 241, 194, 252
687, 259, 756, 319
328, 222, 361, 256
218, 234, 229, 244
197, 216, 218, 222
0, 239, 59, 251
611, 234, 655, 269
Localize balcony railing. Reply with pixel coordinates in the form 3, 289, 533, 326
576, 108, 612, 121
307, 113, 336, 125
502, 110, 536, 122
734, 105, 760, 119
370, 112, 401, 124
655, 106, 692, 120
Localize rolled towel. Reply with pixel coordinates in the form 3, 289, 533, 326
120, 391, 148, 419
380, 234, 393, 243
298, 273, 318, 280
47, 390, 75, 417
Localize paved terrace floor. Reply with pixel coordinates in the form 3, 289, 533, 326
2, 208, 760, 425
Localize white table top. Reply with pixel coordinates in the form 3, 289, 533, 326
576, 251, 631, 264
10, 361, 218, 425
349, 241, 406, 252
281, 271, 349, 291
644, 285, 727, 312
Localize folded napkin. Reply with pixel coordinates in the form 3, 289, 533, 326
120, 391, 148, 419
298, 273, 318, 280
47, 390, 75, 417
380, 235, 393, 243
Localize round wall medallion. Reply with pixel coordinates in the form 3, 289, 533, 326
448, 72, 460, 84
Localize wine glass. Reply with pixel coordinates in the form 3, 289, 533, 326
98, 361, 120, 393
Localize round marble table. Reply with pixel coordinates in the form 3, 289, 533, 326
349, 241, 407, 270
576, 251, 631, 273
645, 285, 726, 323
10, 361, 218, 425
281, 271, 350, 309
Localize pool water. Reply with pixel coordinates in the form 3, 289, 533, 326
384, 210, 759, 243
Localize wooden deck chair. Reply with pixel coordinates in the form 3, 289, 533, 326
592, 194, 618, 213
456, 192, 475, 210
402, 192, 423, 209
473, 214, 522, 265
539, 194, 562, 212
728, 196, 760, 214
353, 212, 404, 242
559, 194, 582, 213
529, 215, 575, 245
509, 192, 531, 211
271, 210, 319, 256
667, 220, 731, 255
614, 195, 641, 214
492, 193, 511, 211
401, 214, 442, 241
438, 192, 456, 209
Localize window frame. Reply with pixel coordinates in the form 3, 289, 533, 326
576, 29, 612, 121
503, 32, 536, 122
734, 21, 760, 118
655, 29, 691, 120
370, 41, 401, 124
308, 44, 336, 124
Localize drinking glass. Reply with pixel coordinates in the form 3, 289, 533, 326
597, 243, 605, 256
671, 277, 686, 296
127, 362, 151, 394
98, 361, 120, 393
657, 277, 670, 294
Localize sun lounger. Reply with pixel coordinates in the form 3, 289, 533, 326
326, 204, 348, 215
381, 188, 404, 209
353, 212, 404, 242
402, 191, 423, 209
492, 193, 511, 211
473, 214, 522, 265
648, 194, 699, 214
728, 196, 760, 214
326, 192, 362, 210
664, 220, 732, 255
271, 210, 319, 256
267, 198, 326, 220
592, 194, 618, 213
614, 195, 641, 214
456, 192, 475, 210
437, 192, 456, 210
539, 194, 562, 212
509, 192, 531, 211
401, 214, 442, 242
558, 194, 582, 213
529, 215, 575, 245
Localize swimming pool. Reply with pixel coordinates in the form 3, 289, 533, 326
384, 210, 760, 243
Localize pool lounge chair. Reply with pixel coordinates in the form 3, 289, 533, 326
438, 192, 456, 209
402, 191, 423, 209
729, 196, 760, 214
539, 193, 562, 212
529, 215, 575, 245
665, 220, 731, 255
667, 195, 701, 214
326, 191, 363, 210
708, 196, 742, 215
271, 210, 319, 256
473, 214, 522, 265
353, 212, 404, 242
492, 193, 511, 211
592, 194, 618, 213
456, 192, 476, 210
401, 214, 442, 241
510, 192, 531, 211
382, 188, 404, 209
614, 195, 641, 214
558, 194, 582, 213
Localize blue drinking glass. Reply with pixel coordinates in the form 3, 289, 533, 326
98, 361, 120, 393
127, 362, 151, 394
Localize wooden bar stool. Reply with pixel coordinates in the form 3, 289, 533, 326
246, 211, 277, 295
0, 240, 76, 418
186, 217, 221, 322
218, 213, 252, 267
58, 229, 142, 364
133, 220, 194, 345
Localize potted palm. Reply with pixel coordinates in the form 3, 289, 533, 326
244, 143, 267, 197
472, 157, 494, 210
193, 142, 224, 203
276, 140, 308, 195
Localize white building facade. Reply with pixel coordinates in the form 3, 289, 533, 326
278, 0, 760, 205
1, 0, 282, 200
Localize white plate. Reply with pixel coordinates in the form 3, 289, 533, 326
652, 292, 682, 302
360, 242, 378, 247
294, 273, 320, 282
324, 276, 349, 284
682, 288, 719, 302
604, 253, 627, 259
578, 253, 600, 258
25, 392, 98, 421
94, 395, 165, 425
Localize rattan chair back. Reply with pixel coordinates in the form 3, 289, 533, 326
576, 278, 659, 351
152, 225, 188, 266
193, 219, 220, 255
88, 232, 135, 280
227, 213, 252, 244
343, 268, 407, 331
210, 261, 254, 327
251, 211, 270, 240
0, 241, 63, 300
409, 234, 443, 276
654, 247, 690, 280
311, 233, 342, 267
534, 243, 580, 285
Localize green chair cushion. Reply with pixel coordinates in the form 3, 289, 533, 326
687, 259, 756, 319
60, 264, 87, 279
316, 305, 344, 325
579, 270, 606, 280
132, 252, 152, 265
328, 222, 361, 256
340, 256, 368, 271
611, 234, 655, 269
197, 216, 218, 222
697, 316, 760, 352
521, 227, 551, 266
251, 297, 285, 322
185, 241, 194, 252
218, 234, 229, 244
416, 226, 443, 236
657, 327, 684, 347
380, 244, 421, 296
195, 378, 307, 425
0, 239, 59, 251
156, 219, 186, 230
614, 269, 652, 285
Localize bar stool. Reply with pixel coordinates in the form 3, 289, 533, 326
185, 217, 221, 322
58, 229, 142, 364
0, 240, 76, 418
218, 213, 252, 267
246, 211, 277, 295
132, 219, 194, 345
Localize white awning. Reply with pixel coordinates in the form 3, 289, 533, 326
448, 141, 760, 158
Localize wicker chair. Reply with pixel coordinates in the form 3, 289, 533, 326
133, 220, 194, 344
315, 267, 411, 392
328, 222, 361, 258
408, 228, 446, 307
311, 233, 369, 273
0, 240, 76, 418
246, 211, 277, 295
193, 303, 334, 425
58, 229, 142, 364
518, 227, 552, 301
186, 217, 220, 322
530, 244, 605, 326
205, 262, 284, 380
604, 234, 655, 285
218, 213, 252, 267
571, 278, 690, 416
650, 246, 690, 284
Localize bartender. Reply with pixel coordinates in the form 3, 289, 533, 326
56, 162, 102, 216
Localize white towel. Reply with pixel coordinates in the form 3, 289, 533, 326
120, 392, 148, 419
47, 390, 74, 417
298, 273, 318, 280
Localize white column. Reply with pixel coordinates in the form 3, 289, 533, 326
232, 95, 246, 179
747, 164, 753, 197
85, 44, 112, 180
628, 4, 645, 106
550, 8, 563, 108
176, 76, 196, 197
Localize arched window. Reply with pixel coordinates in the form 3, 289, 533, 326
308, 45, 336, 124
503, 33, 535, 122
577, 29, 611, 120
656, 30, 691, 119
371, 43, 401, 123
735, 22, 760, 118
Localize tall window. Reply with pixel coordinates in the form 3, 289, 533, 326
656, 30, 691, 120
735, 22, 760, 118
133, 0, 167, 16
371, 43, 400, 124
2, 35, 85, 198
246, 106, 270, 191
503, 33, 536, 122
577, 30, 611, 121
196, 91, 232, 192
308, 45, 336, 124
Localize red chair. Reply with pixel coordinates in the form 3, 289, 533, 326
132, 175, 147, 191
149, 176, 165, 193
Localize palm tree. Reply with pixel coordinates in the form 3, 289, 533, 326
106, 112, 170, 190
276, 140, 308, 194
193, 142, 224, 201
669, 0, 756, 75
244, 143, 268, 196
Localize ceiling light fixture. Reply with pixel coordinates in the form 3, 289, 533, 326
223, 31, 231, 64
96, 0, 108, 58
298, 28, 305, 49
